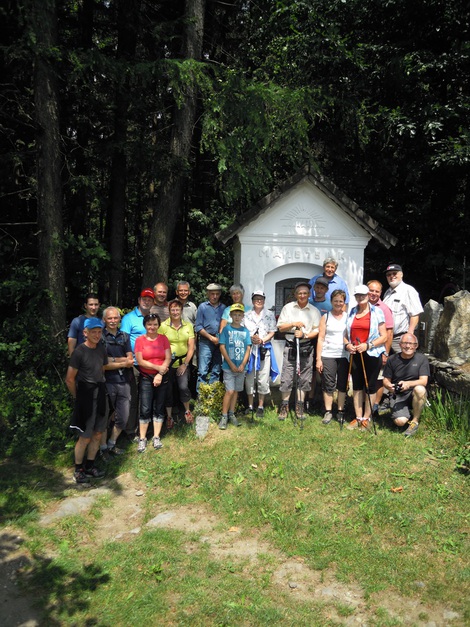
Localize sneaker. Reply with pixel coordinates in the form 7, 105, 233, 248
218, 415, 228, 430
404, 421, 419, 437
166, 416, 174, 430
137, 438, 147, 453
278, 404, 288, 421
256, 406, 264, 418
184, 410, 194, 424
347, 419, 360, 430
228, 414, 240, 427
108, 445, 125, 456
84, 466, 105, 478
336, 411, 345, 424
244, 406, 253, 415
360, 419, 371, 431
295, 401, 304, 418
153, 436, 163, 450
73, 469, 90, 484
322, 411, 333, 424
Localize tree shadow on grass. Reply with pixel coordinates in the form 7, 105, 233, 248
0, 530, 111, 626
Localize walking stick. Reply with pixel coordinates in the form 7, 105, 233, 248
342, 353, 354, 431
356, 338, 377, 435
252, 328, 259, 423
295, 334, 305, 429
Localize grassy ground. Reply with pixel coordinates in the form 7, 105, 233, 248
0, 404, 468, 626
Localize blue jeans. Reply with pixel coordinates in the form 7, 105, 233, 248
197, 338, 222, 393
139, 375, 167, 424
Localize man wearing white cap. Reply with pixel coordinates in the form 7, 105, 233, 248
383, 264, 423, 353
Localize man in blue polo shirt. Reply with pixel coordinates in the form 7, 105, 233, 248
120, 287, 155, 438
309, 257, 349, 311
194, 283, 225, 393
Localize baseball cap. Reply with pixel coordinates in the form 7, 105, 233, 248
251, 290, 266, 300
206, 283, 222, 291
84, 317, 104, 330
314, 277, 329, 288
140, 288, 155, 299
230, 303, 245, 313
385, 263, 402, 274
354, 285, 369, 295
294, 281, 311, 291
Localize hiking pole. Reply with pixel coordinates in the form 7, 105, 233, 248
252, 328, 259, 423
296, 334, 305, 430
355, 338, 377, 435
341, 353, 354, 431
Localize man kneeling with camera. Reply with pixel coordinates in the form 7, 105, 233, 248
383, 333, 430, 437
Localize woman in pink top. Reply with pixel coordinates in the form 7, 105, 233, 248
134, 313, 171, 453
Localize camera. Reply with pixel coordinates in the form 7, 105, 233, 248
392, 382, 403, 399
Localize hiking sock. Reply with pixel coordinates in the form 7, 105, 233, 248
107, 439, 116, 449
75, 463, 84, 472
84, 459, 95, 471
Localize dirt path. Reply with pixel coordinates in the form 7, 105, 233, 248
0, 471, 463, 626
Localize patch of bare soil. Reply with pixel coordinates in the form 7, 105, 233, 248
2, 473, 464, 626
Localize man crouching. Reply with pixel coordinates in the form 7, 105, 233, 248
383, 333, 430, 437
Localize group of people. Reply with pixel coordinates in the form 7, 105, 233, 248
65, 260, 430, 484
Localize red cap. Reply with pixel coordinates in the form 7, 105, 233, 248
140, 288, 155, 299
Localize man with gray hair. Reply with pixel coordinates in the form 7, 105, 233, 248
383, 264, 423, 353
309, 257, 350, 310
195, 283, 225, 392
175, 280, 197, 325
101, 307, 134, 454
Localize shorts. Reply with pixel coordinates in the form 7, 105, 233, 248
223, 369, 246, 392
390, 390, 413, 419
321, 357, 349, 393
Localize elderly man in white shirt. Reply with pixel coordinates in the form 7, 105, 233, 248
277, 281, 321, 420
383, 264, 423, 353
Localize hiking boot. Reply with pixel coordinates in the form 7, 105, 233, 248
218, 415, 228, 430
347, 419, 360, 430
153, 436, 163, 450
73, 469, 90, 484
166, 416, 174, 430
84, 466, 105, 478
244, 406, 253, 415
108, 445, 125, 456
228, 414, 240, 427
184, 410, 194, 424
295, 401, 304, 418
322, 411, 333, 425
99, 448, 111, 463
278, 404, 288, 421
137, 438, 147, 453
404, 421, 419, 437
360, 419, 371, 431
256, 406, 264, 418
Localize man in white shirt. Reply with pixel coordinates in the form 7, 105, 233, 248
383, 264, 423, 353
277, 282, 321, 420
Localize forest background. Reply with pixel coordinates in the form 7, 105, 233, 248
0, 0, 469, 455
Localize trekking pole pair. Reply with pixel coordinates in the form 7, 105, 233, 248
355, 338, 377, 435
291, 330, 305, 429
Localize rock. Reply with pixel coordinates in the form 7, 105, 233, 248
288, 581, 298, 589
195, 415, 210, 439
433, 290, 470, 362
422, 300, 443, 353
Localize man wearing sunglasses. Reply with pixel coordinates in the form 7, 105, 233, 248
383, 333, 430, 437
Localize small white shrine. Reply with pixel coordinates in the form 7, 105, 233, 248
217, 164, 396, 315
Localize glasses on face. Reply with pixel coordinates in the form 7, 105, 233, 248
400, 342, 417, 347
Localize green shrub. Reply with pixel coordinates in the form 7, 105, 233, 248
194, 382, 226, 420
424, 388, 470, 445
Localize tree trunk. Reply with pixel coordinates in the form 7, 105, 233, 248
143, 0, 205, 285
106, 0, 141, 305
30, 0, 66, 338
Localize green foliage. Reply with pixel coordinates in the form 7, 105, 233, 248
194, 382, 225, 420
424, 388, 470, 445
455, 443, 470, 474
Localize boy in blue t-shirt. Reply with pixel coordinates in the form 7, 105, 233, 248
218, 304, 252, 429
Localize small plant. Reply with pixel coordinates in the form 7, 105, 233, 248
424, 388, 470, 444
455, 442, 470, 474
193, 381, 225, 420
